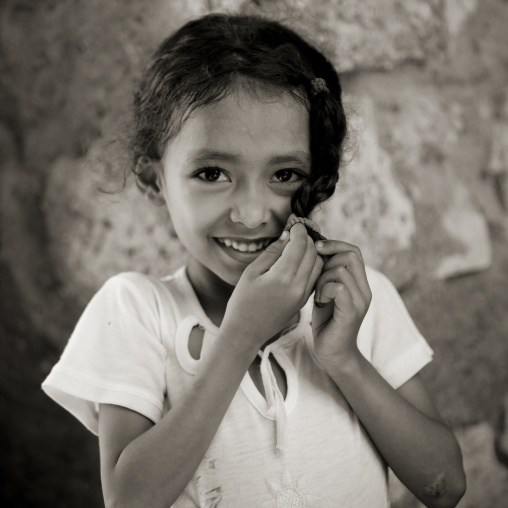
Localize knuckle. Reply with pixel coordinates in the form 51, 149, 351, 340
321, 271, 332, 286
336, 265, 346, 275
353, 246, 363, 259
346, 250, 359, 263
279, 273, 292, 287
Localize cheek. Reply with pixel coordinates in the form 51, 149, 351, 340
167, 195, 216, 243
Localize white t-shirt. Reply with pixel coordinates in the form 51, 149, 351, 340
42, 265, 433, 507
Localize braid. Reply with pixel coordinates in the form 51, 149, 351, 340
291, 81, 347, 218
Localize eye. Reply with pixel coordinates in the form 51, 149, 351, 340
193, 166, 229, 183
273, 169, 307, 186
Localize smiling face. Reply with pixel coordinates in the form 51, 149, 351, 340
157, 85, 310, 300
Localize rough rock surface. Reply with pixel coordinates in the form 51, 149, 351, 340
485, 104, 508, 218
200, 0, 447, 72
455, 423, 508, 507
495, 394, 508, 467
43, 151, 187, 305
433, 181, 492, 279
311, 95, 417, 287
445, 0, 478, 36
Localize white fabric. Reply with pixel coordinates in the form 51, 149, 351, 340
42, 265, 433, 507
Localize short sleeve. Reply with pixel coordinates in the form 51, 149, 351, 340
357, 267, 434, 389
42, 272, 168, 435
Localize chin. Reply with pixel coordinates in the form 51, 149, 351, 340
201, 261, 243, 288
217, 268, 243, 287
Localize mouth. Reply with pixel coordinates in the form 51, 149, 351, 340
214, 237, 277, 263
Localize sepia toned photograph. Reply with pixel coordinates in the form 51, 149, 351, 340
1, 0, 507, 506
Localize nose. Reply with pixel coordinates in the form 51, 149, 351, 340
229, 185, 270, 229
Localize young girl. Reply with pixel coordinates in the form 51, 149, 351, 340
42, 13, 466, 508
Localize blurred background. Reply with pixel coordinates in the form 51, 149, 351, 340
1, 0, 508, 506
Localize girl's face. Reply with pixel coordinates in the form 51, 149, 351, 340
158, 87, 310, 288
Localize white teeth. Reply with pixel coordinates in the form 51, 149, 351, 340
247, 242, 260, 252
232, 241, 246, 251
218, 238, 271, 253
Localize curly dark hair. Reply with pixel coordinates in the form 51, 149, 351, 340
132, 13, 347, 218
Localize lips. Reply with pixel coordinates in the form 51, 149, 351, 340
217, 237, 272, 252
214, 237, 276, 264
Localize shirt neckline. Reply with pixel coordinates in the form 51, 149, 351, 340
176, 265, 309, 348
173, 264, 312, 422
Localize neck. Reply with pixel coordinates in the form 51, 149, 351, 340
186, 258, 234, 327
185, 258, 300, 344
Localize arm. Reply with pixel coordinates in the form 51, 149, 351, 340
99, 225, 323, 508
99, 329, 256, 508
324, 355, 466, 507
312, 240, 466, 508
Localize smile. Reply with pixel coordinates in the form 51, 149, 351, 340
216, 238, 272, 253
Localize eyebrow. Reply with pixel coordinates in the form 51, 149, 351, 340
188, 149, 311, 168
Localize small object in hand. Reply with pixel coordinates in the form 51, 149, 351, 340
283, 213, 327, 243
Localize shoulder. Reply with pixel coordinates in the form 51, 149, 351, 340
102, 271, 165, 294
358, 266, 434, 387
359, 265, 412, 347
365, 265, 395, 291
364, 265, 406, 312
100, 270, 178, 304
90, 270, 182, 326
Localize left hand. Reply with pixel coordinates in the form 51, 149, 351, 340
311, 240, 372, 368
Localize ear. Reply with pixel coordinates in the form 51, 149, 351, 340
134, 156, 166, 206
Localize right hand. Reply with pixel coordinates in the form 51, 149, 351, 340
221, 223, 324, 351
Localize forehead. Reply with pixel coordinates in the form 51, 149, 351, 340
164, 87, 310, 162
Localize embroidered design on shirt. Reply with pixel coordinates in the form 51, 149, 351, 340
264, 469, 318, 507
204, 487, 222, 508
196, 480, 222, 508
196, 457, 222, 508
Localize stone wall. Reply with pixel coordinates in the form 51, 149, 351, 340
1, 0, 508, 506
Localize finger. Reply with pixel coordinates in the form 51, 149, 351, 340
275, 222, 310, 275
295, 234, 318, 282
303, 253, 324, 303
316, 265, 368, 312
321, 251, 371, 302
249, 231, 291, 276
319, 280, 356, 314
316, 240, 364, 263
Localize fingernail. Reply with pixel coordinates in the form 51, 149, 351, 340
316, 241, 324, 249
280, 231, 289, 240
